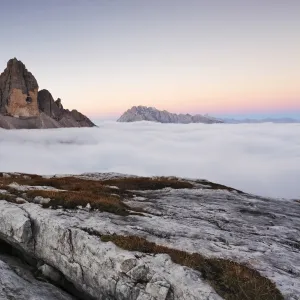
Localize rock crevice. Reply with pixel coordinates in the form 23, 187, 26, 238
0, 201, 223, 300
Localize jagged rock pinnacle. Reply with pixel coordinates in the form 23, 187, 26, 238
117, 106, 223, 124
0, 58, 95, 129
0, 58, 39, 117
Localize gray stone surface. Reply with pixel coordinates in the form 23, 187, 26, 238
0, 173, 299, 299
0, 200, 222, 299
39, 263, 63, 282
117, 106, 223, 124
0, 252, 74, 300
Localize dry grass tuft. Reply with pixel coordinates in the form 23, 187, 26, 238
101, 235, 283, 300
26, 190, 130, 216
196, 179, 244, 193
0, 174, 194, 215
0, 174, 192, 193
0, 192, 16, 203
102, 177, 193, 191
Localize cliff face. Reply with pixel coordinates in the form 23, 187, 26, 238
0, 58, 39, 117
118, 106, 223, 124
0, 58, 95, 129
37, 89, 95, 128
37, 89, 62, 120
0, 243, 74, 300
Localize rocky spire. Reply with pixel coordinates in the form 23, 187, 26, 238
0, 58, 95, 128
0, 58, 39, 117
37, 89, 62, 120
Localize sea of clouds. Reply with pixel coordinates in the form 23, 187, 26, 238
0, 121, 299, 199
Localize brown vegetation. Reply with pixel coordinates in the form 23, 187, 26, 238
26, 190, 130, 216
0, 173, 244, 217
101, 235, 283, 300
196, 179, 244, 193
0, 173, 194, 215
0, 192, 16, 203
102, 177, 193, 190
0, 173, 286, 299
0, 173, 193, 192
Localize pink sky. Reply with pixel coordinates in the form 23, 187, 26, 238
1, 1, 299, 118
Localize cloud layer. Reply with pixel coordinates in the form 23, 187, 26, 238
1, 122, 299, 199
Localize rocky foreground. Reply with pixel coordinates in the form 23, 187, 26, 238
0, 172, 299, 300
0, 58, 95, 129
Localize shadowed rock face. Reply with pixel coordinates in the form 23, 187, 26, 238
68, 109, 95, 127
0, 58, 95, 129
0, 250, 74, 300
37, 89, 61, 120
38, 89, 95, 127
0, 58, 39, 117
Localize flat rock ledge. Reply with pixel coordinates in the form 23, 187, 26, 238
0, 172, 299, 300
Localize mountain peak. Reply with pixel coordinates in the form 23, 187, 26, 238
0, 58, 39, 117
118, 106, 223, 124
0, 59, 95, 129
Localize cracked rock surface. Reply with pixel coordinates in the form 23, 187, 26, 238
0, 172, 299, 300
0, 246, 74, 300
0, 202, 221, 300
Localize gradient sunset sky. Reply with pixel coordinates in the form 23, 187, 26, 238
0, 0, 299, 119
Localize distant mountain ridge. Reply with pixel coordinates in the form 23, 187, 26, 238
222, 117, 300, 124
118, 106, 223, 124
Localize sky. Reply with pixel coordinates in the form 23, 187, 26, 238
0, 0, 299, 119
1, 122, 300, 199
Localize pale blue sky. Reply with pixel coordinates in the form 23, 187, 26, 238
0, 0, 299, 118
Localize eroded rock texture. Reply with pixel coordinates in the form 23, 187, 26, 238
0, 200, 222, 300
0, 58, 95, 129
0, 252, 74, 300
0, 173, 299, 300
0, 58, 39, 117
